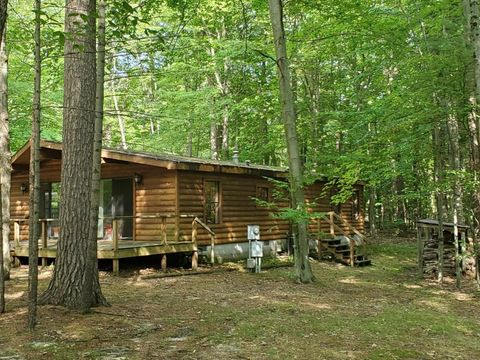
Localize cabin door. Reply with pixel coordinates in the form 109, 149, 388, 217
99, 178, 133, 239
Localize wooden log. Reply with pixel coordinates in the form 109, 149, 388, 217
161, 254, 167, 272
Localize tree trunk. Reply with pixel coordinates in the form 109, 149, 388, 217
27, 0, 42, 329
0, 0, 8, 315
269, 0, 314, 283
0, 180, 3, 313
39, 0, 99, 312
465, 0, 480, 285
0, 27, 9, 282
368, 186, 377, 237
86, 0, 108, 307
433, 124, 445, 283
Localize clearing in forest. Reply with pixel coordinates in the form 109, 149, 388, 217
1, 238, 479, 360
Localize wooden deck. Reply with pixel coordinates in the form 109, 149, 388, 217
11, 239, 198, 275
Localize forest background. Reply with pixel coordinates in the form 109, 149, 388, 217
5, 0, 480, 237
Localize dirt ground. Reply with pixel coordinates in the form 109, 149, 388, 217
1, 239, 480, 360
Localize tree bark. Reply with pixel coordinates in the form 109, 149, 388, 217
0, 0, 8, 315
433, 124, 445, 283
39, 0, 99, 311
86, 0, 108, 307
462, 0, 480, 284
269, 0, 314, 283
27, 0, 42, 329
0, 26, 9, 282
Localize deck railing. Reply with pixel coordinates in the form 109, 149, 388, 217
10, 214, 211, 273
313, 211, 367, 267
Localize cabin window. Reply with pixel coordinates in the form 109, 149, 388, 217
40, 179, 133, 240
40, 182, 60, 238
256, 186, 270, 204
204, 181, 221, 224
351, 190, 361, 221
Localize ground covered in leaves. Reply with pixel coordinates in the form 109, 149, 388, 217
1, 238, 480, 359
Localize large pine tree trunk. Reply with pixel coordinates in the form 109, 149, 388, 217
39, 0, 101, 312
0, 27, 9, 282
268, 0, 314, 283
27, 0, 42, 329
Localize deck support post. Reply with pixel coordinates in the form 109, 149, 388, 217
14, 221, 20, 248
161, 254, 167, 272
41, 220, 48, 267
112, 218, 119, 276
192, 250, 198, 271
417, 225, 424, 276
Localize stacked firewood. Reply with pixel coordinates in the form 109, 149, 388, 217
423, 231, 476, 278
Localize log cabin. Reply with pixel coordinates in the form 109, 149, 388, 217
9, 140, 366, 272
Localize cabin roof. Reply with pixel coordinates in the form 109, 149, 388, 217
417, 219, 469, 230
11, 140, 290, 177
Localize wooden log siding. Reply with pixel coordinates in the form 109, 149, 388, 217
304, 183, 365, 237
133, 168, 177, 242
10, 173, 30, 241
177, 171, 290, 246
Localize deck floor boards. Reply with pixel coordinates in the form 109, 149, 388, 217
10, 239, 197, 260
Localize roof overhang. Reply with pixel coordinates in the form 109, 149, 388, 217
11, 140, 289, 178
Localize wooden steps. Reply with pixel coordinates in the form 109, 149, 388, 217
319, 237, 371, 267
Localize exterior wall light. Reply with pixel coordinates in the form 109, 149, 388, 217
134, 173, 142, 185
20, 183, 28, 194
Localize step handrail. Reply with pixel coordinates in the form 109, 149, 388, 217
313, 212, 366, 267
192, 217, 216, 265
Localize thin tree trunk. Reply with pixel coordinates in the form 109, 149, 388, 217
86, 0, 108, 307
39, 0, 99, 312
269, 0, 314, 283
210, 118, 218, 160
0, 0, 7, 315
111, 60, 127, 149
434, 124, 445, 283
369, 186, 377, 237
0, 180, 3, 313
27, 0, 42, 329
0, 28, 9, 282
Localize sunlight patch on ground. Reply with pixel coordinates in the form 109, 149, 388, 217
299, 301, 332, 310
417, 299, 449, 313
5, 291, 24, 300
339, 277, 360, 284
454, 292, 474, 301
403, 284, 422, 289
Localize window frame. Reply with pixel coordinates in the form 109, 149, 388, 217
203, 179, 222, 224
255, 185, 271, 207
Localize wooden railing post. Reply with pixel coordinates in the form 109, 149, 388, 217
161, 216, 167, 245
317, 218, 322, 258
41, 220, 48, 267
191, 220, 198, 270
329, 212, 335, 237
14, 221, 20, 248
112, 219, 119, 275
210, 234, 215, 266
349, 238, 355, 267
